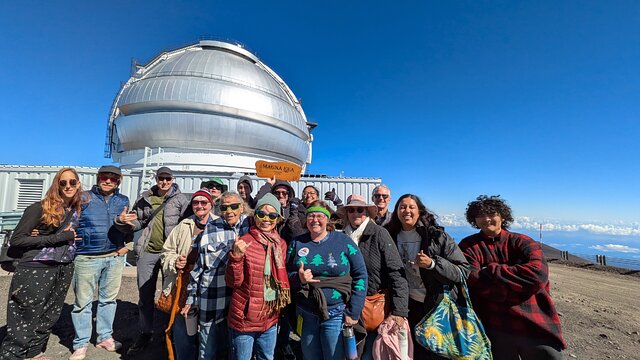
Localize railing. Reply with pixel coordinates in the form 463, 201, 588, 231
559, 250, 640, 271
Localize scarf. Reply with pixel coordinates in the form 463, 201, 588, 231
249, 227, 291, 317
344, 216, 370, 245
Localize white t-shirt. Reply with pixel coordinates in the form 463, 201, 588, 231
397, 229, 426, 302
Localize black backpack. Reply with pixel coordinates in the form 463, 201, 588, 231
0, 230, 19, 272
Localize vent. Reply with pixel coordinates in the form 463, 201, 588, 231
16, 179, 44, 210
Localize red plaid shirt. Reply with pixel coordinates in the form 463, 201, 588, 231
458, 230, 566, 349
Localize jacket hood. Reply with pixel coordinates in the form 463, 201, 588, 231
237, 175, 253, 193
271, 180, 295, 198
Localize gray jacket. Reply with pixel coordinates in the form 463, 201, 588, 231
115, 183, 189, 252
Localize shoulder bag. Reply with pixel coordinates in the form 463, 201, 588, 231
414, 268, 492, 360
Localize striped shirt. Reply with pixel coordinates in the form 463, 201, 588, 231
186, 214, 250, 324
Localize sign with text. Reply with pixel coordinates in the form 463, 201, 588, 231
255, 160, 302, 181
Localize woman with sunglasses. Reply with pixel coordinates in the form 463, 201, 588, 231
286, 200, 368, 360
0, 168, 83, 360
160, 189, 217, 360
225, 193, 290, 360
385, 194, 470, 359
336, 194, 408, 360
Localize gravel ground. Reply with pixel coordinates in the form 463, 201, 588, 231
0, 262, 639, 359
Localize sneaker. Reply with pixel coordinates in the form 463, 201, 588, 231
96, 338, 122, 352
68, 347, 88, 360
127, 333, 152, 355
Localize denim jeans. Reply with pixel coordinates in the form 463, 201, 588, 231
71, 254, 125, 350
297, 305, 345, 360
199, 319, 229, 359
172, 316, 198, 360
229, 324, 277, 360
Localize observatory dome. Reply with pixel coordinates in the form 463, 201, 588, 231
105, 40, 312, 172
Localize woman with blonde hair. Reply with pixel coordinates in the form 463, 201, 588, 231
0, 168, 83, 360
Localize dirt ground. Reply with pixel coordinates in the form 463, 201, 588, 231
0, 262, 639, 359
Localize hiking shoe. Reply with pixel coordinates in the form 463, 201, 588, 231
96, 337, 122, 352
127, 333, 152, 355
68, 347, 88, 360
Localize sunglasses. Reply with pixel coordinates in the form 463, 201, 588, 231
98, 175, 119, 183
192, 200, 210, 207
255, 210, 279, 221
273, 191, 289, 197
347, 207, 365, 214
220, 203, 241, 212
373, 194, 389, 199
59, 179, 78, 187
157, 176, 173, 182
207, 184, 223, 191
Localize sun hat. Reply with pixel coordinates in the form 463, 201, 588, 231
336, 194, 378, 219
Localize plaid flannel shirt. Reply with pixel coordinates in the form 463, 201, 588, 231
458, 229, 566, 349
186, 214, 250, 324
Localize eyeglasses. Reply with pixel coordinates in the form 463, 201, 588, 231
207, 184, 223, 191
306, 213, 327, 220
347, 207, 365, 214
303, 192, 317, 196
273, 191, 289, 197
98, 175, 119, 183
59, 179, 78, 187
192, 200, 210, 207
157, 176, 173, 182
373, 194, 389, 199
220, 203, 241, 212
255, 210, 279, 221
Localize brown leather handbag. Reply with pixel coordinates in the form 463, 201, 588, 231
361, 290, 391, 331
155, 270, 182, 313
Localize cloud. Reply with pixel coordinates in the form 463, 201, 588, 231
590, 244, 640, 253
439, 214, 640, 237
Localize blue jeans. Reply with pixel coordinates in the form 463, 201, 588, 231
297, 306, 345, 360
71, 254, 125, 350
200, 319, 229, 359
229, 325, 277, 360
172, 316, 198, 360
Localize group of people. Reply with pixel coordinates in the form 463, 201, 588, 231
0, 165, 566, 360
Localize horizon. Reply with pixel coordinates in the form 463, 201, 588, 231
0, 1, 638, 255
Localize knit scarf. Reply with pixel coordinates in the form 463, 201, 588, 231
344, 216, 370, 245
250, 227, 291, 317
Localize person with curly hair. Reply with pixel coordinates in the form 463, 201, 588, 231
458, 195, 566, 360
385, 194, 470, 359
0, 168, 83, 360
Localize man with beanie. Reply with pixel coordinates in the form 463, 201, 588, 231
237, 175, 256, 209
68, 166, 130, 360
115, 166, 190, 355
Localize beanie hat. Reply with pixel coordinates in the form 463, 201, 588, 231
191, 189, 213, 204
255, 193, 282, 215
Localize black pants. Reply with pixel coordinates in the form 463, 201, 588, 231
0, 262, 74, 359
489, 330, 563, 360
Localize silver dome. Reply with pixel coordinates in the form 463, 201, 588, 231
105, 40, 312, 172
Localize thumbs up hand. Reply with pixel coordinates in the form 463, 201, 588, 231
118, 207, 137, 225
298, 261, 320, 284
324, 188, 343, 206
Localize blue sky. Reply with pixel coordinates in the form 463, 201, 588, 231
0, 1, 638, 253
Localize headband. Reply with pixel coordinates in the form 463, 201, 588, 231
306, 206, 331, 218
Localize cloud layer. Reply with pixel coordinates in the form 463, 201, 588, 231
590, 244, 640, 253
439, 214, 640, 236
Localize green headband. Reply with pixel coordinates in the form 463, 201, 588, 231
306, 206, 331, 218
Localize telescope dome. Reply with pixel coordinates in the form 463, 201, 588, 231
105, 40, 312, 172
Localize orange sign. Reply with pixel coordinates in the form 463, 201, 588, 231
255, 160, 302, 181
